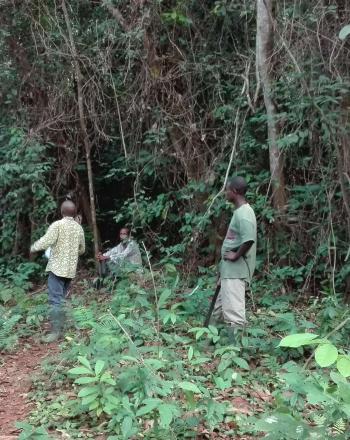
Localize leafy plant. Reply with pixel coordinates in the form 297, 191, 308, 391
68, 356, 119, 417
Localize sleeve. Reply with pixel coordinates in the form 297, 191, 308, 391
79, 227, 85, 255
239, 218, 256, 244
104, 245, 121, 263
117, 241, 138, 259
30, 222, 59, 252
103, 249, 111, 258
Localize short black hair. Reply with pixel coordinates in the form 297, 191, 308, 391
227, 176, 248, 195
61, 200, 77, 217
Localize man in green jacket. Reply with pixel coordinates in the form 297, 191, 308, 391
30, 201, 85, 341
214, 176, 257, 344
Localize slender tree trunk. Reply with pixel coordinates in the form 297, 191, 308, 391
256, 0, 286, 211
61, 0, 100, 263
337, 96, 350, 241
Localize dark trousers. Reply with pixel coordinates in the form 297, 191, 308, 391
48, 271, 71, 308
48, 272, 71, 333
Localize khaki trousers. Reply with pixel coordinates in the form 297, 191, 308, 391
212, 278, 246, 328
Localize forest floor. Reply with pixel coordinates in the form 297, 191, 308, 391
0, 271, 348, 439
0, 340, 59, 439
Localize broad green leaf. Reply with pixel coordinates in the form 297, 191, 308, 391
136, 399, 161, 416
214, 346, 240, 357
214, 376, 229, 390
314, 343, 338, 367
218, 357, 232, 373
337, 356, 350, 378
121, 416, 133, 438
100, 372, 116, 385
74, 376, 97, 384
158, 288, 172, 308
94, 360, 105, 376
338, 382, 350, 404
208, 325, 219, 336
106, 394, 120, 406
158, 403, 179, 428
143, 358, 165, 370
68, 366, 94, 375
339, 24, 350, 40
78, 386, 99, 398
81, 393, 99, 406
232, 357, 250, 370
103, 404, 117, 415
305, 383, 331, 404
178, 381, 201, 394
77, 356, 92, 370
88, 400, 99, 410
188, 346, 194, 361
330, 371, 347, 384
278, 333, 319, 348
190, 357, 211, 365
341, 403, 350, 417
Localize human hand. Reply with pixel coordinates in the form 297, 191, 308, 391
223, 250, 238, 261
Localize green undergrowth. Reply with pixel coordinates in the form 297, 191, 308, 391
1, 267, 350, 439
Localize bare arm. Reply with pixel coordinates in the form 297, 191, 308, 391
224, 240, 254, 262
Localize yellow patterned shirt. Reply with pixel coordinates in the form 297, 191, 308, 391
31, 217, 85, 279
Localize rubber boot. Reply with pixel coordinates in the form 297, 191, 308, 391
227, 326, 242, 346
43, 307, 65, 343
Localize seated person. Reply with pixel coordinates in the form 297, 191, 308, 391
96, 228, 142, 276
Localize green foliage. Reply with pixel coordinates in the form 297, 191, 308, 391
0, 313, 22, 350
68, 356, 119, 417
254, 330, 350, 438
279, 331, 350, 375
0, 128, 55, 255
16, 422, 51, 440
1, 0, 350, 437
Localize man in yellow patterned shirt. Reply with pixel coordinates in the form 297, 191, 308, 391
30, 201, 85, 341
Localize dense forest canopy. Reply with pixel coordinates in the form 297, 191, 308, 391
0, 0, 349, 293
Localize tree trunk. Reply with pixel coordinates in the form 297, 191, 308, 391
337, 96, 350, 241
256, 0, 286, 211
61, 0, 100, 264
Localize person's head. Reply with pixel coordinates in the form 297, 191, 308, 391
225, 176, 248, 203
61, 200, 77, 217
119, 227, 130, 242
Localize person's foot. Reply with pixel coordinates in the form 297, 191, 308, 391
226, 326, 242, 346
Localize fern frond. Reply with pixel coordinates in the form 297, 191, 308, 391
0, 314, 21, 349
333, 418, 346, 434
313, 414, 326, 427
72, 306, 94, 329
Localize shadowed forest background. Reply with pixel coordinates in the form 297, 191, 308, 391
1, 1, 350, 439
1, 0, 349, 291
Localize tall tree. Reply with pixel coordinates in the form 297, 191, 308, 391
256, 0, 286, 211
61, 0, 100, 263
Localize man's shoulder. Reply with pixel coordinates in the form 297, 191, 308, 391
241, 203, 256, 215
236, 204, 256, 222
60, 218, 84, 232
50, 220, 61, 228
